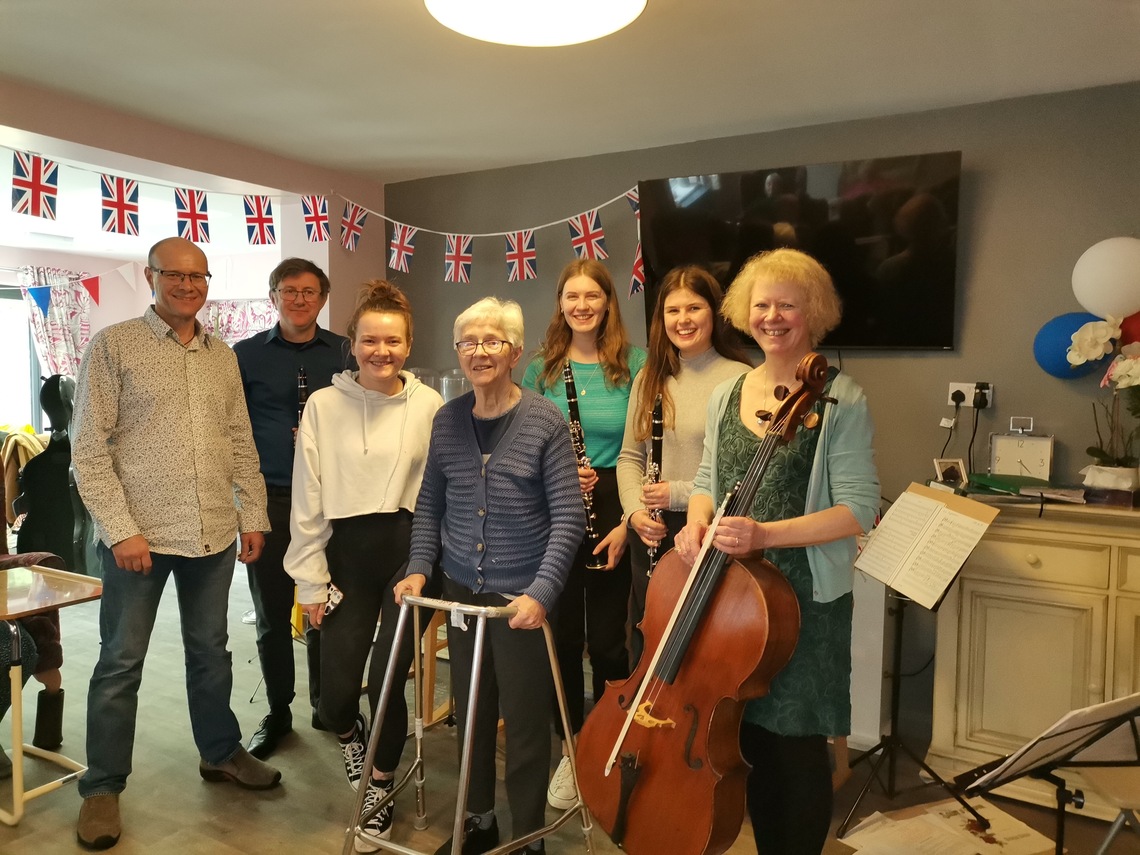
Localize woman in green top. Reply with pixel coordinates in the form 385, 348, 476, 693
522, 258, 646, 811
673, 249, 879, 855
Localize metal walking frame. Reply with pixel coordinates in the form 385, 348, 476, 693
342, 594, 595, 855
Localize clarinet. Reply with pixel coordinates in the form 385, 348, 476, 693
646, 393, 663, 576
563, 360, 607, 570
296, 367, 309, 447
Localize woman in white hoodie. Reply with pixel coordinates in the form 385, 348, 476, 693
285, 280, 443, 848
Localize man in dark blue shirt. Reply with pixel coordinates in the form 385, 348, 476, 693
233, 257, 354, 759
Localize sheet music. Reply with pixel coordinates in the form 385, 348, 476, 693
856, 484, 997, 610
855, 492, 942, 582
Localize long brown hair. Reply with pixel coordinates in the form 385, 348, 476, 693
534, 259, 633, 393
346, 279, 413, 342
633, 266, 750, 442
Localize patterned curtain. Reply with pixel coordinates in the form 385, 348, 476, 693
19, 266, 92, 378
200, 298, 278, 346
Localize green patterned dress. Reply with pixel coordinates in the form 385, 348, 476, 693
716, 373, 853, 737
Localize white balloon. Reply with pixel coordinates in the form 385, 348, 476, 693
1072, 237, 1140, 319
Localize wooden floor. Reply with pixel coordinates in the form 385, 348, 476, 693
1, 567, 1137, 854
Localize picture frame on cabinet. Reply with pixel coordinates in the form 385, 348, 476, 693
934, 457, 968, 486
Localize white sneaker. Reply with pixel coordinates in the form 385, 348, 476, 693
546, 755, 578, 810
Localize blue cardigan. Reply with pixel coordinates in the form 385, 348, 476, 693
406, 388, 586, 613
692, 372, 880, 602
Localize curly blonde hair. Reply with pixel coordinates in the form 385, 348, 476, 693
720, 249, 842, 347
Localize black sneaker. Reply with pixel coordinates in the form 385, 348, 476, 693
355, 778, 394, 852
340, 714, 367, 791
435, 815, 499, 855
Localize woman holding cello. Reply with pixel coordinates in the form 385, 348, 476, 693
673, 248, 879, 853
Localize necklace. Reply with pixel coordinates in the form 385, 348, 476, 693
576, 361, 603, 396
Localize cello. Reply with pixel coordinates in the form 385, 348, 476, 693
576, 352, 832, 855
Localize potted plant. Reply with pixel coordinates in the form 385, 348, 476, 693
1070, 317, 1140, 487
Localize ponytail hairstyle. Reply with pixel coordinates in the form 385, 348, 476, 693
346, 279, 414, 343
534, 258, 633, 393
633, 266, 749, 442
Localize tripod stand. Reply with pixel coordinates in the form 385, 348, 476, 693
836, 591, 989, 837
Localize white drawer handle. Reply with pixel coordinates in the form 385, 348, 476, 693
1024, 553, 1041, 566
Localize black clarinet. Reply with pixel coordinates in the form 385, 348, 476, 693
563, 360, 607, 570
646, 393, 663, 576
296, 367, 309, 447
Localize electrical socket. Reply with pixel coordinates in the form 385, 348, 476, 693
948, 382, 995, 408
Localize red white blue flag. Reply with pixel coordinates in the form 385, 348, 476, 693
567, 209, 608, 260
389, 223, 418, 273
302, 195, 329, 243
100, 174, 139, 236
243, 195, 276, 245
12, 151, 58, 220
175, 188, 210, 243
444, 234, 473, 284
629, 241, 645, 297
340, 202, 368, 252
506, 230, 537, 282
625, 187, 640, 221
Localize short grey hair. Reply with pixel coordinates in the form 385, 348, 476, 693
453, 297, 525, 350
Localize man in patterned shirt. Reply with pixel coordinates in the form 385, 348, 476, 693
72, 237, 279, 851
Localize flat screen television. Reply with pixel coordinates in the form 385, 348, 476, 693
638, 150, 962, 350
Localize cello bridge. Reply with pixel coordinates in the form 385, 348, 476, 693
633, 701, 675, 730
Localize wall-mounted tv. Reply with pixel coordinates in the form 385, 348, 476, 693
638, 150, 962, 350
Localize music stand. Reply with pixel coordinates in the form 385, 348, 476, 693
961, 691, 1140, 855
836, 591, 990, 837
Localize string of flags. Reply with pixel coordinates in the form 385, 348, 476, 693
8, 149, 647, 296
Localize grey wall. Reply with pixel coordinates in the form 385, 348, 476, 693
387, 82, 1140, 504
385, 82, 1140, 725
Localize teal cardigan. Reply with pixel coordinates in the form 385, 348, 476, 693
691, 372, 880, 602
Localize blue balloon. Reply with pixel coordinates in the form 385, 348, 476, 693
1033, 312, 1111, 378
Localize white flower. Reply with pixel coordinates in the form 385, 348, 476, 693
1068, 317, 1121, 366
1103, 344, 1140, 389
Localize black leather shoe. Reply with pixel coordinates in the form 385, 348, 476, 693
435, 815, 499, 855
247, 710, 293, 759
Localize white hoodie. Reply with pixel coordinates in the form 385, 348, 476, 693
284, 369, 443, 603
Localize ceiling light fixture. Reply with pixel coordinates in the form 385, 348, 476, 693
425, 0, 646, 48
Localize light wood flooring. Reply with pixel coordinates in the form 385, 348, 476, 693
1, 566, 1136, 854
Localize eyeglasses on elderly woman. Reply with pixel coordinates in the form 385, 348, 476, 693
454, 339, 509, 356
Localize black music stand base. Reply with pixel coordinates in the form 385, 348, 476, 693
837, 595, 989, 838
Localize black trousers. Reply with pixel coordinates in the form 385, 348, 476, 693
246, 487, 320, 713
741, 722, 832, 855
443, 576, 552, 838
627, 508, 685, 668
552, 466, 631, 736
319, 511, 427, 774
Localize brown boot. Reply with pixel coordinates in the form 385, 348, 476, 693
33, 688, 64, 750
77, 793, 121, 850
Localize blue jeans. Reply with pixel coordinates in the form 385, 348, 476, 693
79, 542, 242, 796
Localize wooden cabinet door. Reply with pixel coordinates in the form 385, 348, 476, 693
1113, 596, 1140, 698
955, 578, 1107, 756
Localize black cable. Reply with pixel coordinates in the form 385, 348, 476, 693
900, 652, 935, 678
939, 402, 961, 457
967, 406, 980, 473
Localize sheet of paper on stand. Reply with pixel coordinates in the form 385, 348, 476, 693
844, 797, 1055, 854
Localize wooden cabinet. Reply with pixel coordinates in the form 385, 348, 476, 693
927, 502, 1140, 817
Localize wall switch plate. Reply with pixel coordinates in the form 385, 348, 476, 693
948, 382, 994, 408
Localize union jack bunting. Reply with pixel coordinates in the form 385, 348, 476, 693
505, 230, 537, 282
175, 188, 210, 243
100, 174, 139, 236
243, 195, 276, 245
12, 151, 58, 219
444, 234, 473, 284
629, 241, 646, 297
389, 223, 418, 273
567, 209, 608, 260
340, 202, 368, 252
302, 195, 329, 243
625, 187, 640, 220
